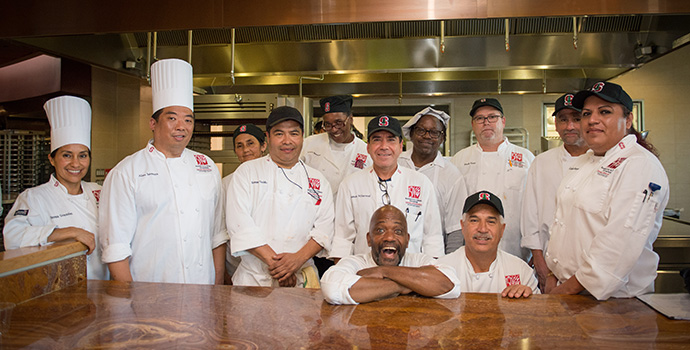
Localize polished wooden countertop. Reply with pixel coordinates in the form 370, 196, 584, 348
3, 281, 690, 349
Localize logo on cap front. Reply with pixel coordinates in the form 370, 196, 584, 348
564, 94, 574, 106
325, 102, 331, 112
479, 192, 490, 201
378, 116, 389, 126
592, 82, 605, 93
239, 125, 247, 132
480, 98, 486, 102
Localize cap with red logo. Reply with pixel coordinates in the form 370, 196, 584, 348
463, 190, 504, 217
470, 98, 503, 117
232, 123, 265, 144
367, 114, 402, 140
319, 95, 353, 115
552, 92, 581, 116
572, 81, 633, 111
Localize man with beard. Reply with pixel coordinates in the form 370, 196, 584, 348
438, 191, 539, 298
520, 93, 589, 291
321, 205, 460, 305
450, 98, 534, 262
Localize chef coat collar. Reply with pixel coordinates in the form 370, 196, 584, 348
600, 134, 637, 158
465, 247, 499, 276
400, 149, 447, 169
368, 165, 402, 181
473, 137, 509, 153
145, 139, 190, 162
50, 173, 84, 196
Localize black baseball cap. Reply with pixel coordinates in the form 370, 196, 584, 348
367, 115, 403, 140
233, 123, 265, 144
463, 191, 504, 217
320, 95, 353, 115
470, 98, 503, 117
572, 82, 633, 111
266, 106, 304, 131
552, 93, 581, 116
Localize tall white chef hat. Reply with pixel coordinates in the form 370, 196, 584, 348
44, 95, 92, 153
151, 58, 194, 114
402, 106, 450, 140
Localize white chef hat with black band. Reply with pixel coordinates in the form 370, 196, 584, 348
44, 95, 92, 153
151, 58, 194, 114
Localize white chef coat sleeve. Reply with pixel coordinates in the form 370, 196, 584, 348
308, 180, 335, 253
574, 158, 668, 300
226, 164, 267, 255
418, 254, 461, 299
210, 167, 229, 249
520, 159, 543, 250
320, 256, 365, 305
330, 179, 357, 258
422, 183, 445, 257
445, 176, 469, 234
3, 190, 56, 248
99, 167, 137, 263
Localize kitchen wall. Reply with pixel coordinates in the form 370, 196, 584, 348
612, 44, 690, 212
90, 67, 152, 182
86, 44, 689, 216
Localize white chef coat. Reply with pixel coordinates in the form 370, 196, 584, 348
321, 252, 461, 305
398, 150, 469, 236
4, 174, 109, 280
520, 145, 583, 252
301, 132, 372, 195
437, 247, 539, 294
221, 173, 241, 279
226, 155, 335, 287
546, 135, 669, 300
99, 141, 227, 284
450, 138, 535, 261
331, 166, 445, 259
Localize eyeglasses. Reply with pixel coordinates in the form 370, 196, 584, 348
413, 127, 444, 139
323, 119, 347, 130
472, 115, 502, 124
378, 179, 391, 205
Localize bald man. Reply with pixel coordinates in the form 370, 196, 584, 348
321, 205, 461, 305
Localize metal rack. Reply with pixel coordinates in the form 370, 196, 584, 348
0, 130, 51, 199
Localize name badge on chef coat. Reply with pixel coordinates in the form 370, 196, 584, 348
194, 155, 213, 172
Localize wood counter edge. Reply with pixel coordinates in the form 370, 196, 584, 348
0, 241, 87, 275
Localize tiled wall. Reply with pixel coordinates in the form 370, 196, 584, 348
612, 44, 690, 212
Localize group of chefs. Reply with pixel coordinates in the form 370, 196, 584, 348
3, 58, 669, 305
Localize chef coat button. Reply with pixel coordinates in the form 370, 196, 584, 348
545, 252, 549, 257
195, 208, 200, 212
180, 210, 184, 214
553, 258, 559, 264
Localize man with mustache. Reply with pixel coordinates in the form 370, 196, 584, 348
330, 115, 444, 262
450, 98, 535, 262
438, 191, 539, 298
520, 93, 589, 291
321, 205, 460, 305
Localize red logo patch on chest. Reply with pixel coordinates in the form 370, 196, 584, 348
505, 274, 521, 286
92, 190, 101, 202
408, 186, 421, 199
511, 152, 523, 162
308, 178, 321, 190
194, 155, 208, 165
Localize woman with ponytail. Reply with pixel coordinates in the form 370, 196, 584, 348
543, 81, 669, 300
